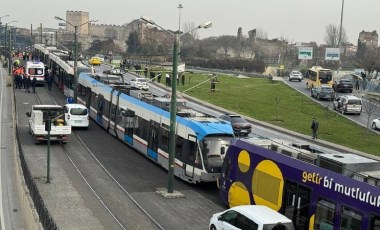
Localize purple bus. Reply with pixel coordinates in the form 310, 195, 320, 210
218, 137, 380, 230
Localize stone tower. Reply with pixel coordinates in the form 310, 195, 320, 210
358, 30, 378, 49
66, 11, 90, 35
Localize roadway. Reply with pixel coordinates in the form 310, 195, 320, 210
13, 64, 225, 229
0, 65, 24, 229
287, 77, 380, 130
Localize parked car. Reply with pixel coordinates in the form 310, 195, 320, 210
63, 104, 89, 128
219, 114, 252, 136
333, 95, 362, 115
372, 118, 380, 130
333, 78, 353, 93
130, 77, 149, 90
311, 85, 335, 101
289, 70, 303, 82
103, 68, 124, 76
95, 54, 105, 63
88, 57, 102, 65
209, 205, 294, 230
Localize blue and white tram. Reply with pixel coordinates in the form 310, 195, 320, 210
77, 72, 234, 183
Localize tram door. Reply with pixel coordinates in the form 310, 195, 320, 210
282, 181, 311, 230
184, 135, 197, 179
147, 120, 159, 161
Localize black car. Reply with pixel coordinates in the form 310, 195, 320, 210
333, 78, 353, 93
219, 114, 252, 136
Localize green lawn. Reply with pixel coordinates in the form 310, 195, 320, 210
169, 73, 379, 156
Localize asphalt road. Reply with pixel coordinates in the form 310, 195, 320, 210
287, 77, 380, 131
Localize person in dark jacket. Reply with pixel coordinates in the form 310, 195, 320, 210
311, 118, 319, 139
25, 75, 32, 93
32, 77, 37, 93
46, 70, 53, 91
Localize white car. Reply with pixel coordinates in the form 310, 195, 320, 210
372, 118, 380, 130
209, 205, 294, 230
130, 77, 149, 90
95, 54, 105, 63
289, 71, 303, 82
63, 103, 89, 128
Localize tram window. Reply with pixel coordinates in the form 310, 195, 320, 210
90, 92, 97, 108
314, 199, 335, 230
340, 207, 362, 230
159, 128, 169, 152
370, 214, 380, 230
175, 136, 185, 158
116, 108, 124, 126
140, 119, 149, 141
103, 100, 110, 117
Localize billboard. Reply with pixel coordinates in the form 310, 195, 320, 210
325, 48, 340, 61
298, 47, 313, 60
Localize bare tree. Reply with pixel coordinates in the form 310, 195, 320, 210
183, 21, 198, 39
363, 98, 378, 129
256, 28, 268, 39
275, 96, 281, 121
324, 24, 347, 47
357, 50, 380, 76
217, 35, 237, 59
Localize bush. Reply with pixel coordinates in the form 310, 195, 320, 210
185, 58, 265, 73
2, 60, 8, 68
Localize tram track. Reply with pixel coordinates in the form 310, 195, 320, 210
31, 86, 162, 229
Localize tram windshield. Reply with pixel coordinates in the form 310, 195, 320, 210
201, 136, 232, 173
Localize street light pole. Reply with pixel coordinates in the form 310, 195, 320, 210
337, 0, 344, 74
74, 25, 78, 102
168, 34, 179, 193
54, 16, 97, 103
0, 14, 9, 57
140, 16, 211, 194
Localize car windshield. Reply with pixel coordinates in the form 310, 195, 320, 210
340, 79, 351, 83
70, 108, 88, 115
292, 71, 301, 75
230, 116, 247, 123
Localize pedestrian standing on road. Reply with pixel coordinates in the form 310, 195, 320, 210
25, 75, 31, 93
46, 72, 53, 91
165, 73, 170, 86
181, 74, 185, 86
32, 77, 37, 93
311, 118, 319, 139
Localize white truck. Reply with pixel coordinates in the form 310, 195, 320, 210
26, 105, 71, 144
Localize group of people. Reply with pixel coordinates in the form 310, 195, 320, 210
13, 61, 53, 93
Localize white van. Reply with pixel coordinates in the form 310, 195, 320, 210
63, 104, 89, 128
333, 95, 362, 115
25, 61, 45, 85
209, 205, 294, 230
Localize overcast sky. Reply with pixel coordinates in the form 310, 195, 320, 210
2, 0, 379, 45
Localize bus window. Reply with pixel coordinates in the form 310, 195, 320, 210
314, 199, 335, 230
340, 207, 362, 230
370, 214, 380, 230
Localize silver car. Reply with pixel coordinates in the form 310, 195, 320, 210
311, 85, 335, 101
289, 71, 303, 82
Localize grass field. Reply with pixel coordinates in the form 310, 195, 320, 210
163, 72, 380, 156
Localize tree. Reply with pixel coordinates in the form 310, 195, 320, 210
324, 24, 347, 47
357, 50, 380, 76
217, 35, 236, 59
183, 21, 198, 39
363, 98, 377, 129
126, 31, 140, 54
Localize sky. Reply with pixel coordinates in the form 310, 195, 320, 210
1, 0, 379, 45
